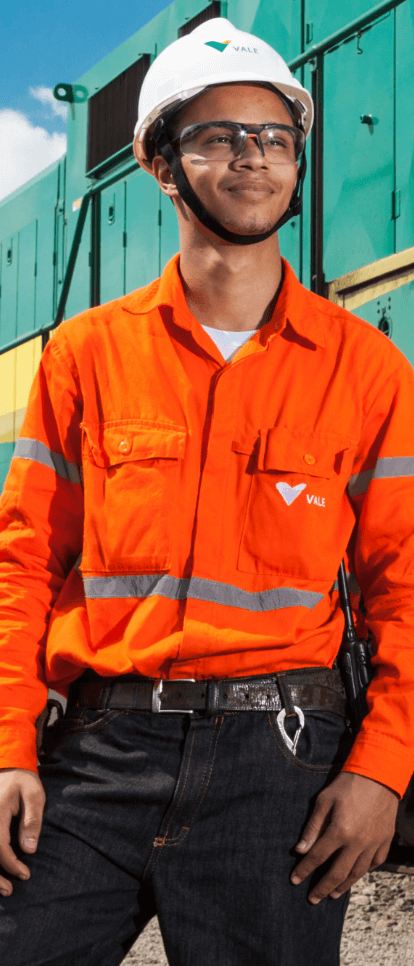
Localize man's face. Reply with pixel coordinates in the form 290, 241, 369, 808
166, 84, 299, 236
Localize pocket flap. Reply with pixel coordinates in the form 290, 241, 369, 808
82, 420, 187, 468
257, 427, 351, 478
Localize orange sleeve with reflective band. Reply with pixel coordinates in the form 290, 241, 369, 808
0, 338, 84, 771
0, 255, 413, 797
340, 359, 414, 793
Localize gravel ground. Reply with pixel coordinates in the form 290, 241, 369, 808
341, 870, 414, 965
123, 871, 414, 965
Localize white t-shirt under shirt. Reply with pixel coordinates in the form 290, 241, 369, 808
201, 324, 257, 362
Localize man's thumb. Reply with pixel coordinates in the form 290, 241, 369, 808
19, 789, 44, 852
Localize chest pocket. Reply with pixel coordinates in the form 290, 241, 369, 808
81, 420, 186, 574
237, 427, 355, 580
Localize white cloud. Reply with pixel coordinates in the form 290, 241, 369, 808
0, 110, 66, 202
30, 86, 68, 122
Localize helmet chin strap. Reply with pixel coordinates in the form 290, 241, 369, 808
154, 125, 307, 246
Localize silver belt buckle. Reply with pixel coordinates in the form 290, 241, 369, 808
151, 679, 196, 713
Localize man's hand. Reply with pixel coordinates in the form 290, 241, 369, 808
0, 768, 45, 897
291, 772, 398, 903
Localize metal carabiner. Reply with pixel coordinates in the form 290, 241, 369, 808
276, 705, 305, 756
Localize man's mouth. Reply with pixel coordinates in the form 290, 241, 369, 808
225, 180, 273, 193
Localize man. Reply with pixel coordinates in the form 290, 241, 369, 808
0, 18, 413, 966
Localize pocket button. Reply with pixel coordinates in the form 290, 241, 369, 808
118, 439, 131, 454
303, 453, 316, 465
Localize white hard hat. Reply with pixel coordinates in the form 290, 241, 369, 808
134, 17, 313, 166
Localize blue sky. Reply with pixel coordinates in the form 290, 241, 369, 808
0, 0, 171, 200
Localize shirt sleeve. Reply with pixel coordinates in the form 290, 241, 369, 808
0, 334, 83, 772
342, 356, 414, 797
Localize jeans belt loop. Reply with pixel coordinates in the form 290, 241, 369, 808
100, 684, 111, 711
206, 681, 220, 714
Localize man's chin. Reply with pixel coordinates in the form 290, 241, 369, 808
219, 218, 278, 236
214, 204, 287, 236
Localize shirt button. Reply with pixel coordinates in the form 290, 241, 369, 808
118, 439, 130, 454
304, 453, 316, 465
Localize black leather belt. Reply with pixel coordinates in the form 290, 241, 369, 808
67, 667, 347, 718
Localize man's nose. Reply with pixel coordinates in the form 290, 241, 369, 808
233, 135, 268, 167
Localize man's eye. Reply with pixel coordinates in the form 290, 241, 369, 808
267, 137, 288, 148
209, 135, 232, 145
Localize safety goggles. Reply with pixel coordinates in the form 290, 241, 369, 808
171, 121, 305, 164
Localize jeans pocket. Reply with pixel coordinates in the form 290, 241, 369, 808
268, 709, 354, 773
59, 708, 121, 735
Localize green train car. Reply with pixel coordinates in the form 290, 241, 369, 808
0, 0, 413, 490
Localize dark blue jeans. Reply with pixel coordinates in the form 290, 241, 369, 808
0, 704, 353, 966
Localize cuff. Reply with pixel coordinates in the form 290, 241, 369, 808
341, 733, 414, 798
0, 724, 38, 773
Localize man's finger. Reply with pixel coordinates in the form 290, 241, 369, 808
291, 828, 343, 884
0, 837, 31, 880
295, 796, 332, 854
18, 786, 45, 853
328, 849, 375, 899
328, 834, 394, 897
369, 839, 392, 871
307, 847, 365, 904
0, 874, 13, 897
328, 838, 393, 899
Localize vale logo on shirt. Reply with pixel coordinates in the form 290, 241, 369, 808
276, 482, 326, 507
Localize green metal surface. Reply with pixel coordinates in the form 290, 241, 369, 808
0, 443, 15, 492
289, 0, 406, 69
354, 279, 414, 367
396, 0, 414, 253
159, 189, 180, 272
304, 0, 380, 46
125, 171, 160, 293
100, 182, 127, 303
251, 0, 302, 63
16, 220, 38, 335
323, 14, 395, 280
0, 233, 18, 344
0, 160, 65, 344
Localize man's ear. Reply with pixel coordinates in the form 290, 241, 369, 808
152, 156, 179, 198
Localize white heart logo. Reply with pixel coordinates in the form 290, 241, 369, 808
276, 482, 307, 506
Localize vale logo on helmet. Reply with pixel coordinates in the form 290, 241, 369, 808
205, 40, 259, 54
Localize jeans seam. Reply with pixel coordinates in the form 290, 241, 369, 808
267, 712, 331, 774
143, 723, 199, 879
163, 715, 224, 844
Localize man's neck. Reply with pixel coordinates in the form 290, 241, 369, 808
178, 231, 283, 332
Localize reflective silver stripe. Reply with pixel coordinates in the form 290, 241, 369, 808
332, 573, 361, 596
348, 468, 373, 496
13, 438, 82, 484
82, 573, 323, 612
348, 456, 414, 497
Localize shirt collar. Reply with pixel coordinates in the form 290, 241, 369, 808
273, 260, 326, 348
121, 254, 193, 327
122, 253, 326, 350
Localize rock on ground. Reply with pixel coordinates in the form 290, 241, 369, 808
123, 871, 414, 965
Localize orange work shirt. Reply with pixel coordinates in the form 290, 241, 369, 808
1, 255, 414, 796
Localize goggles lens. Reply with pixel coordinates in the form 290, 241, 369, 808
176, 122, 304, 164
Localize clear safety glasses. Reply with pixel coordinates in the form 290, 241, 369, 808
171, 121, 305, 165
